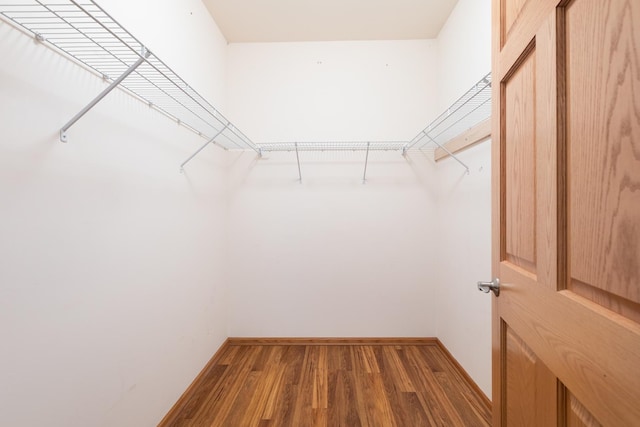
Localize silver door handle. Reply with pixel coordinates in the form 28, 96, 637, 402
477, 278, 500, 296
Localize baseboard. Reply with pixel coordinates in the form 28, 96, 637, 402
227, 337, 439, 345
157, 338, 231, 427
435, 338, 492, 410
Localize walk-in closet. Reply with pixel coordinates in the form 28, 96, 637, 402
2, 0, 638, 425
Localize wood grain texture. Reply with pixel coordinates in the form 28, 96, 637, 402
494, 0, 640, 423
535, 9, 562, 291
158, 339, 231, 427
503, 0, 529, 41
434, 339, 492, 411
434, 119, 492, 162
566, 0, 640, 307
504, 328, 557, 427
497, 0, 556, 80
160, 343, 491, 426
567, 393, 602, 427
500, 266, 640, 426
571, 279, 640, 323
504, 49, 537, 272
491, 1, 505, 426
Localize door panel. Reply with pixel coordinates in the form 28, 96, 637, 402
566, 392, 603, 427
498, 266, 640, 426
498, 0, 556, 76
504, 50, 537, 273
492, 0, 640, 426
505, 327, 555, 426
502, 0, 529, 39
565, 0, 640, 314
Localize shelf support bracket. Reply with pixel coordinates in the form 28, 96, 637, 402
59, 48, 150, 142
404, 133, 427, 151
424, 132, 470, 174
363, 142, 370, 183
180, 124, 229, 172
295, 142, 302, 182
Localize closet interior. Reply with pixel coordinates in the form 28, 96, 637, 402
0, 0, 493, 425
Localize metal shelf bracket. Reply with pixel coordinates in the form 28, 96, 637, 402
295, 142, 302, 182
180, 124, 229, 172
363, 142, 371, 183
402, 72, 491, 173
60, 47, 150, 142
423, 132, 469, 174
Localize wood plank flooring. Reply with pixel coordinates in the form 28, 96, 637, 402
162, 343, 491, 426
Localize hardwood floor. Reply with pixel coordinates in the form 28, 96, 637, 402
161, 342, 491, 426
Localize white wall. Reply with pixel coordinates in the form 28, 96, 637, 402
101, 0, 229, 108
434, 0, 493, 398
434, 143, 492, 398
225, 10, 493, 399
0, 3, 494, 425
436, 0, 492, 112
227, 151, 439, 337
226, 41, 440, 337
227, 40, 437, 141
0, 1, 231, 425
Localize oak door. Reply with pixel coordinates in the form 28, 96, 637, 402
491, 0, 640, 425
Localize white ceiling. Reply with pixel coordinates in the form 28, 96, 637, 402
202, 0, 459, 43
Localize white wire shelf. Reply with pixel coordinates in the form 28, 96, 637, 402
0, 0, 491, 176
406, 72, 492, 152
258, 141, 408, 152
0, 0, 259, 153
259, 72, 492, 173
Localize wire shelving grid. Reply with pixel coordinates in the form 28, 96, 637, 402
0, 0, 492, 173
0, 0, 259, 153
406, 72, 492, 153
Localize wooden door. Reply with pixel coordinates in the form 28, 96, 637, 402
491, 0, 640, 425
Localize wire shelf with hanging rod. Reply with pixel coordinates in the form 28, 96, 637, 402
403, 72, 492, 173
0, 0, 260, 156
257, 141, 409, 184
0, 0, 491, 177
257, 72, 492, 177
257, 141, 408, 152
